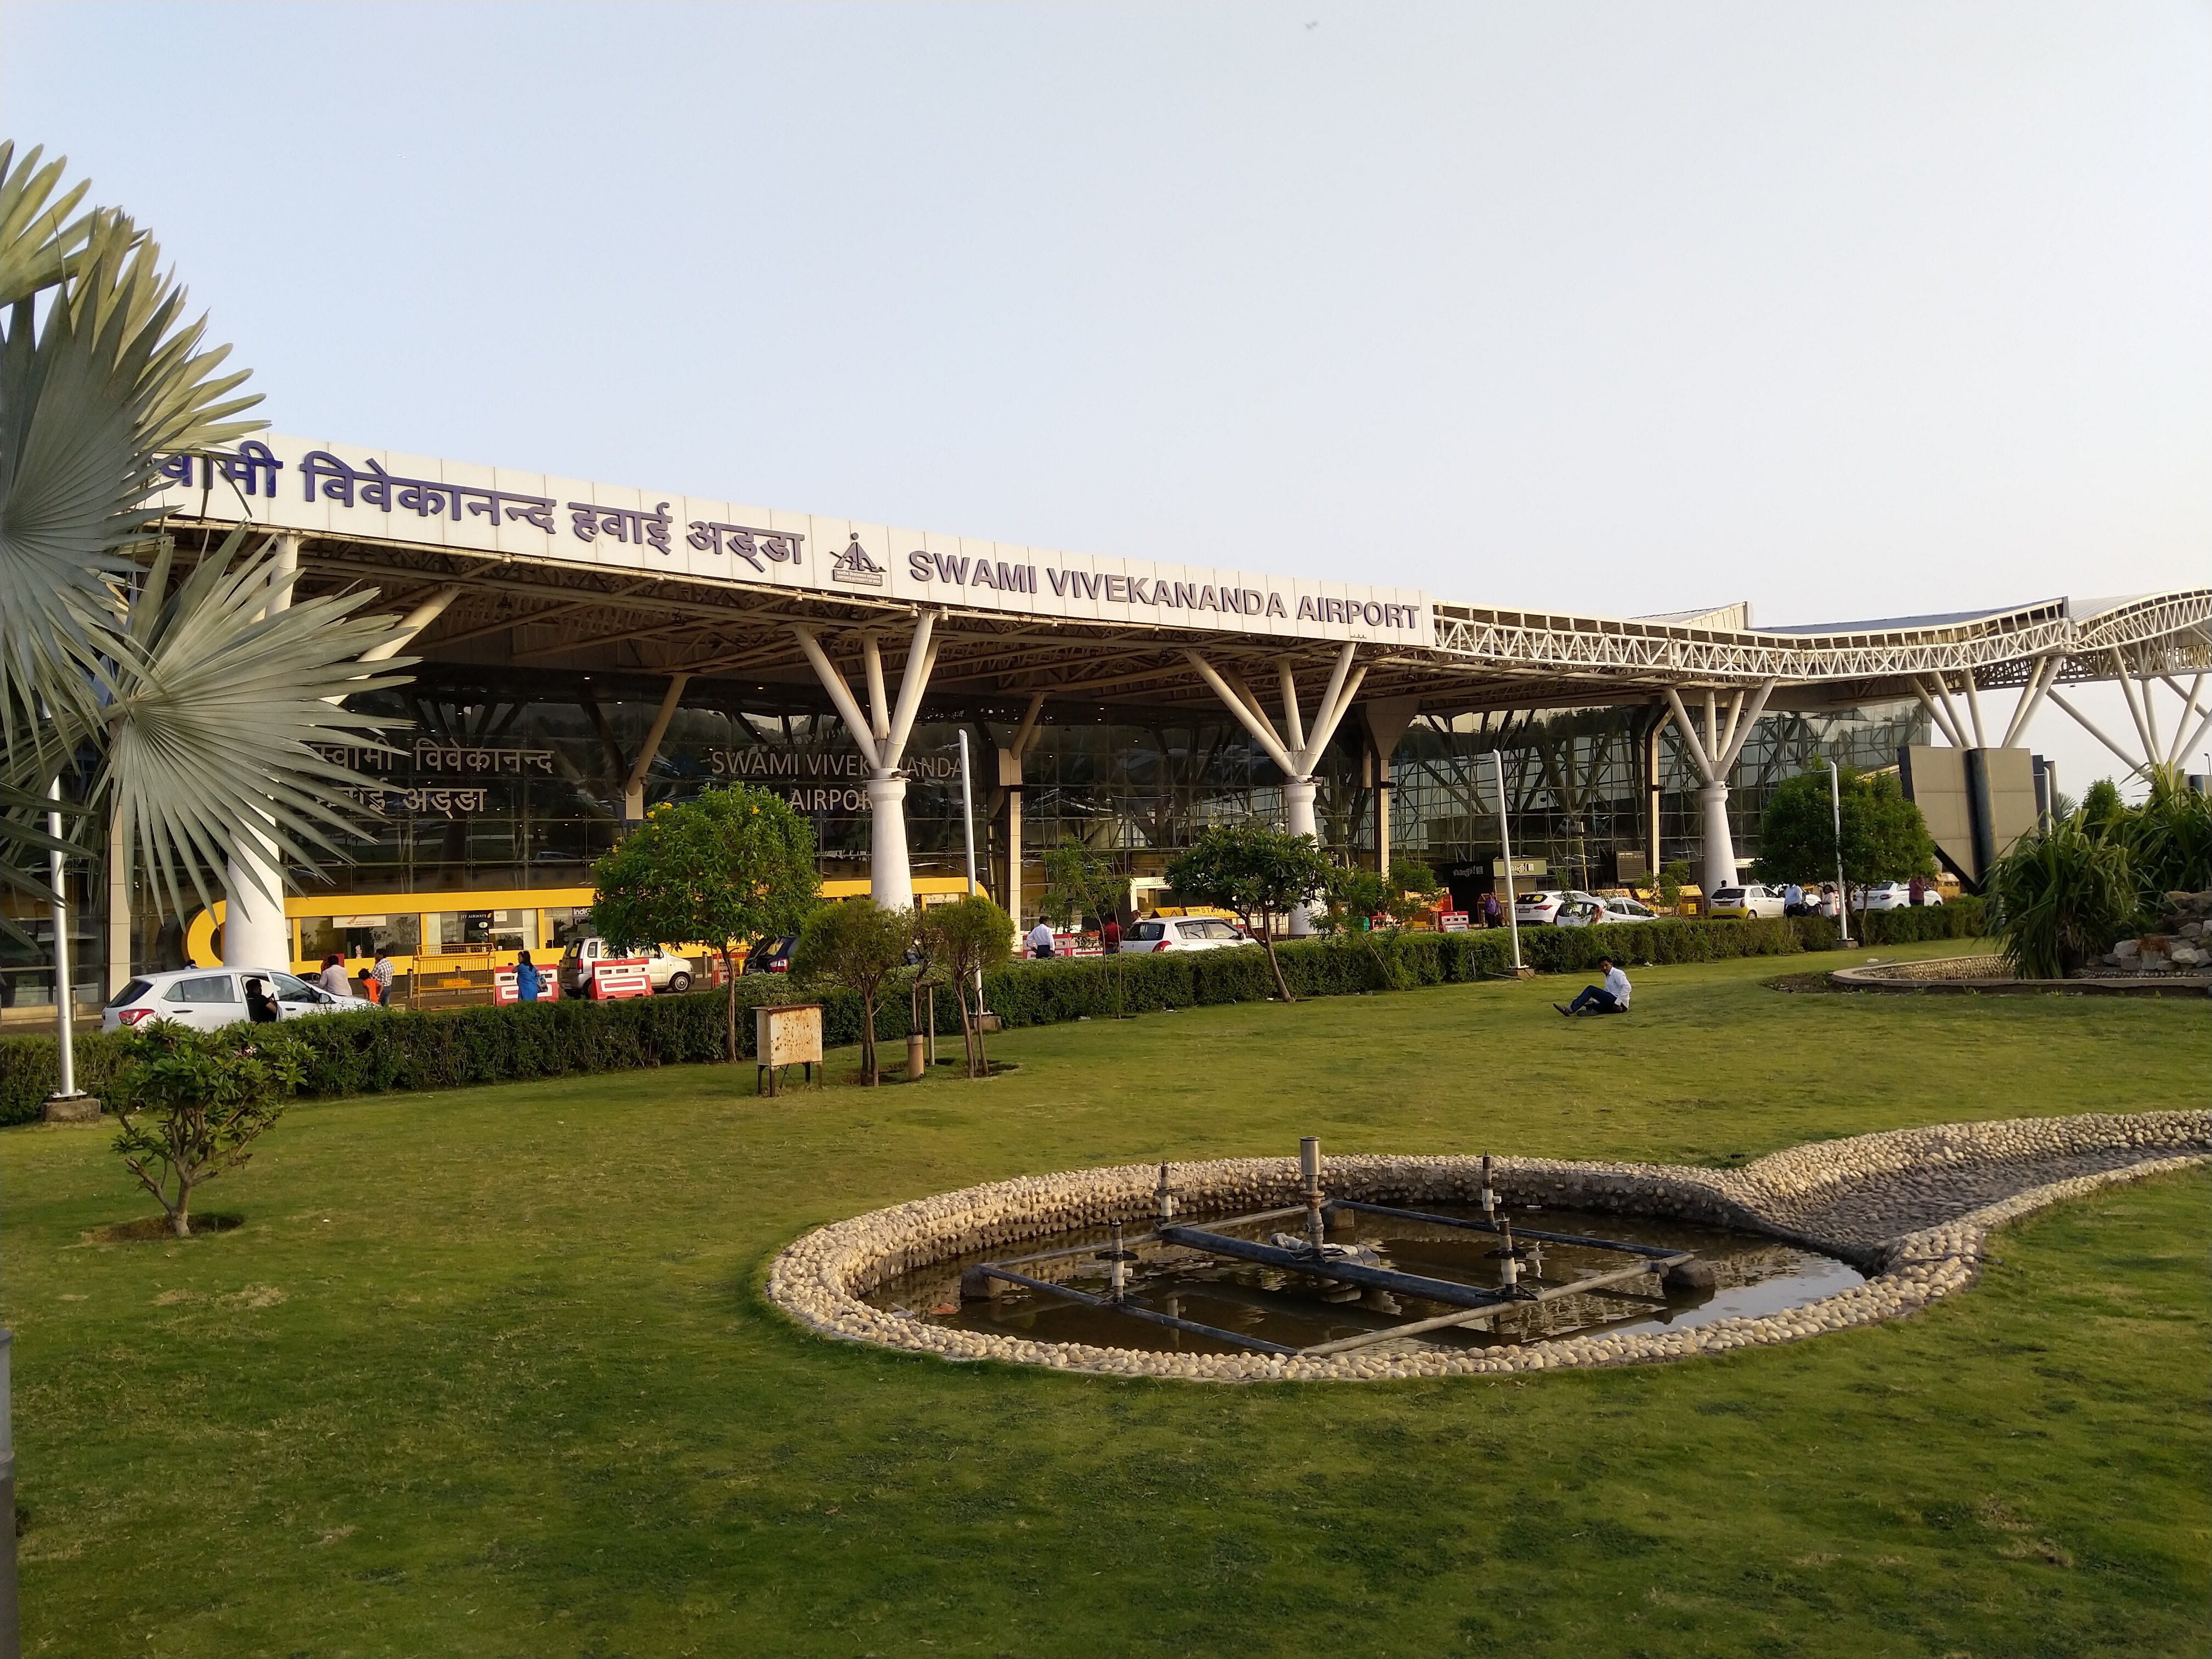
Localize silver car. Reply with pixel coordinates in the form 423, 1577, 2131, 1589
102, 967, 374, 1033
1556, 896, 1660, 928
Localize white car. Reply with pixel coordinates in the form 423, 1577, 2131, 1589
1512, 889, 1603, 926
102, 967, 373, 1033
1853, 882, 1943, 911
1556, 896, 1661, 928
556, 937, 696, 996
1120, 916, 1255, 952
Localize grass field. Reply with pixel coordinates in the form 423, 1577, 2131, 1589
7, 940, 2207, 1658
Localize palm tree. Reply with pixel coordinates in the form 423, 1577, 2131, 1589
1, 140, 410, 935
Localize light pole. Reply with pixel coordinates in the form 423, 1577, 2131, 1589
1492, 748, 1522, 974
956, 730, 984, 1013
956, 730, 978, 898
1829, 759, 1852, 946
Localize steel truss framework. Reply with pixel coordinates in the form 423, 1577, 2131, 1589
163, 517, 2208, 725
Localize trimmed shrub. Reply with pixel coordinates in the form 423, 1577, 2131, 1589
0, 905, 1987, 1124
1854, 896, 1987, 945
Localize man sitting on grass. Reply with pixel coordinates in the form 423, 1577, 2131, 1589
1557, 957, 1631, 1017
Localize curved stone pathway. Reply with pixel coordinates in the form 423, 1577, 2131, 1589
1763, 1144, 2181, 1254
766, 1111, 2209, 1383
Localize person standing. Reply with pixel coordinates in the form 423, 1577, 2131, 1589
371, 946, 396, 1004
1556, 957, 1632, 1017
1100, 916, 1121, 953
1908, 876, 1926, 907
1782, 881, 1805, 916
317, 953, 351, 996
1482, 891, 1502, 930
1026, 918, 1056, 960
515, 950, 541, 1003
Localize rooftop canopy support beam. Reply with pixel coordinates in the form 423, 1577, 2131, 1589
622, 673, 692, 821
791, 613, 940, 910
1663, 679, 1776, 898
1186, 643, 1367, 933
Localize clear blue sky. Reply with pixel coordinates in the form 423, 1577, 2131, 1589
4, 1, 2206, 787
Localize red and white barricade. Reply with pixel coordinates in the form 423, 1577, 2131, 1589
590, 957, 653, 1000
1438, 911, 1470, 933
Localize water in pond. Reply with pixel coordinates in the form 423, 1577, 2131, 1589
865, 1204, 1864, 1357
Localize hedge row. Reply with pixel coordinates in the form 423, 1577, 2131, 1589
0, 900, 1984, 1125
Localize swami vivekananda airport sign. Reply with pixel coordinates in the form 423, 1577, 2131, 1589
153, 436, 1436, 647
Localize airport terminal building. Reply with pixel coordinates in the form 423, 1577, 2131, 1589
8, 433, 2208, 1001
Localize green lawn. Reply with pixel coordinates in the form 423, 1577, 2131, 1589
7, 941, 2207, 1658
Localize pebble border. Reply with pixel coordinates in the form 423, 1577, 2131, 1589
764, 1111, 2210, 1383
1827, 956, 2211, 997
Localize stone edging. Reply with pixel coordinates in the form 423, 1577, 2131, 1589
764, 1111, 2210, 1383
1828, 957, 2210, 997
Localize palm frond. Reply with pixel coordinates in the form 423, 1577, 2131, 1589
0, 270, 148, 757
69, 209, 265, 454
99, 527, 416, 921
0, 140, 93, 307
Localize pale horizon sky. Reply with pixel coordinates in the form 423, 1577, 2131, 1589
3, 1, 2206, 789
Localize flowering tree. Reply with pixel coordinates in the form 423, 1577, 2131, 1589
591, 785, 821, 1060
1165, 823, 1331, 1002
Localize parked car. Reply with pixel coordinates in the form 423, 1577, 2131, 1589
742, 934, 799, 975
1119, 916, 1255, 952
1707, 884, 1788, 920
556, 937, 696, 996
101, 968, 373, 1033
1512, 889, 1603, 926
1557, 896, 1661, 928
1853, 882, 1943, 911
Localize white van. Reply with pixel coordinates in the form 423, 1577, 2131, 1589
556, 938, 695, 997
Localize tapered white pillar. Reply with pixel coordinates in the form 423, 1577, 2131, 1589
1698, 782, 1736, 895
225, 535, 298, 972
1283, 778, 1320, 935
868, 775, 913, 910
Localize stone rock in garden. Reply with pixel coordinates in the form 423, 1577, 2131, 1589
2114, 939, 2141, 960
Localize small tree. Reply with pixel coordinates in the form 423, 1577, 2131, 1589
111, 1022, 304, 1238
1381, 857, 1443, 927
1041, 836, 1126, 935
1165, 823, 1331, 1002
915, 895, 1013, 1078
1318, 858, 1444, 989
1753, 767, 1937, 924
793, 900, 914, 1085
1042, 834, 1131, 1013
590, 785, 821, 1062
1656, 859, 1691, 910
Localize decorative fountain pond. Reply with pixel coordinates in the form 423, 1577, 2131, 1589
868, 1183, 1863, 1359
769, 1114, 2207, 1381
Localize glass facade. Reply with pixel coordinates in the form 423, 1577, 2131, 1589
0, 669, 1926, 1002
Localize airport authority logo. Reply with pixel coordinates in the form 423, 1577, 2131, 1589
830, 533, 885, 586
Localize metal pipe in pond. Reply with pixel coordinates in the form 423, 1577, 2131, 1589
1156, 1163, 1175, 1223
1301, 1137, 1325, 1252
